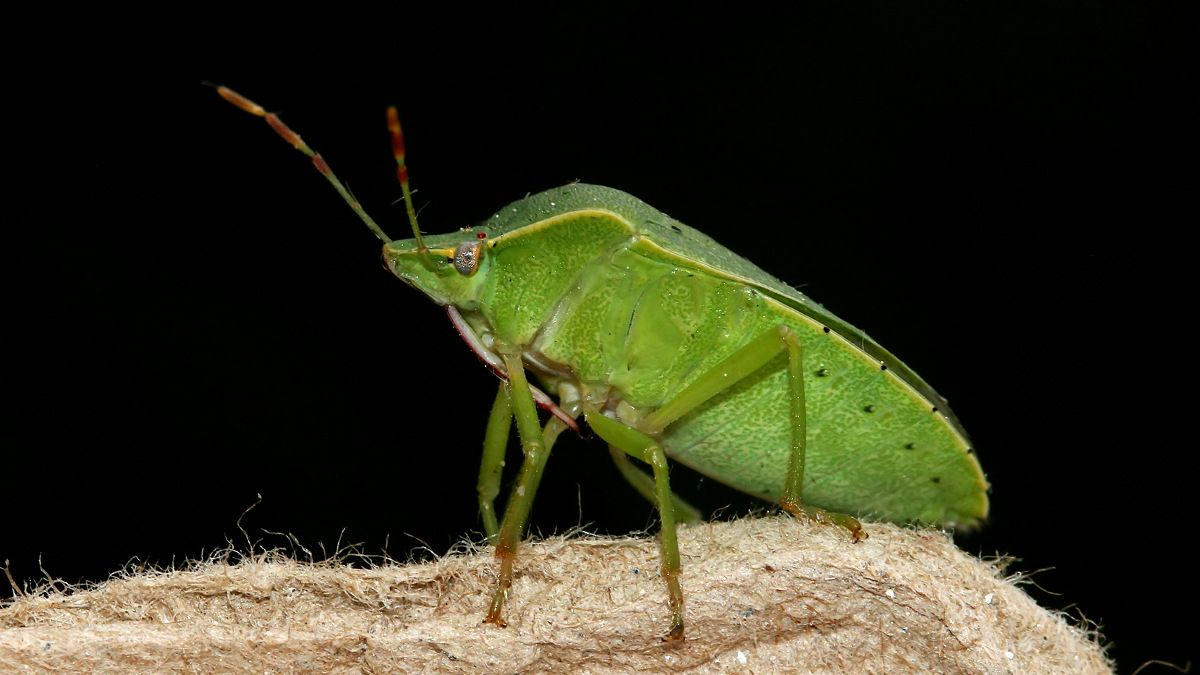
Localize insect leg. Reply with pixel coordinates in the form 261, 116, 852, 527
607, 445, 702, 524
587, 412, 686, 641
641, 325, 865, 541
484, 352, 563, 628
777, 328, 866, 541
641, 326, 796, 434
478, 382, 513, 543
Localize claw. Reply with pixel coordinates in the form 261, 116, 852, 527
780, 498, 868, 542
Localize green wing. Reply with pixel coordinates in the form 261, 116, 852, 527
482, 184, 971, 443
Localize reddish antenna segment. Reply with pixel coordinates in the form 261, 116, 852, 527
213, 85, 394, 244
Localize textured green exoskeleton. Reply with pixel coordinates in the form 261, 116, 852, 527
216, 87, 988, 641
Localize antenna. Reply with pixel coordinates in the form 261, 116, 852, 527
212, 85, 393, 244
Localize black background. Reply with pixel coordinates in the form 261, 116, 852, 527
4, 4, 1191, 671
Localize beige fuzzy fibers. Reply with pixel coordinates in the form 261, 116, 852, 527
1, 517, 1110, 673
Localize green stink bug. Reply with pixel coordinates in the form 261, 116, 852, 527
215, 86, 988, 640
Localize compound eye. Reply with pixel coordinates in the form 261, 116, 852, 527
453, 240, 484, 276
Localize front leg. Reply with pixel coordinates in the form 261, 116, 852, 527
477, 381, 512, 543
484, 352, 571, 628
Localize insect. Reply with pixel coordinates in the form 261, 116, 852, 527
214, 86, 988, 641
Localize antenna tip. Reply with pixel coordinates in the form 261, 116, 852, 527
216, 86, 268, 118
